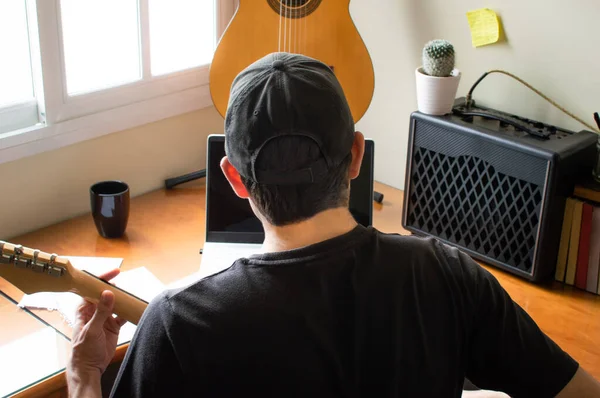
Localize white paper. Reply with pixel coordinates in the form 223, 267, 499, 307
18, 256, 123, 314
17, 257, 166, 345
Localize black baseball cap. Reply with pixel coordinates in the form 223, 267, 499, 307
224, 52, 355, 185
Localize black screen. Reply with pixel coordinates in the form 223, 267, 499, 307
206, 135, 373, 243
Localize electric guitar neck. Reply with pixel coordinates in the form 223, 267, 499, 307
0, 241, 148, 325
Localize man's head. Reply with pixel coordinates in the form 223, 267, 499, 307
220, 52, 365, 226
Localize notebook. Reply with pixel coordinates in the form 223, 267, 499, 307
198, 134, 375, 278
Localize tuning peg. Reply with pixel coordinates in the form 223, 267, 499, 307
0, 242, 8, 265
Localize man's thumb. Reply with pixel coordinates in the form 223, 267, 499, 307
89, 291, 115, 329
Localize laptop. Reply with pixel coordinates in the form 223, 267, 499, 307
198, 134, 375, 278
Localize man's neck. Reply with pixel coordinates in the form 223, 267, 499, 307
261, 207, 358, 253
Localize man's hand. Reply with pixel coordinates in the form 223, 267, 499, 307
67, 269, 126, 398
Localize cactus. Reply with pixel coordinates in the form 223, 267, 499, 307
422, 39, 455, 77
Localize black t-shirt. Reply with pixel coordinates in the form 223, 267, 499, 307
110, 226, 577, 397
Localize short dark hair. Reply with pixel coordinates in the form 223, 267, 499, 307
241, 136, 352, 226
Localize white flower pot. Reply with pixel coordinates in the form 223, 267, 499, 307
415, 67, 461, 115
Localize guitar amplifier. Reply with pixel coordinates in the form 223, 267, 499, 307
402, 98, 598, 281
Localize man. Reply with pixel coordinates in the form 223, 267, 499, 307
67, 52, 600, 397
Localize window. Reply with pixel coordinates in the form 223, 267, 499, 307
0, 0, 235, 164
60, 0, 142, 95
149, 0, 216, 76
0, 1, 34, 107
0, 0, 41, 135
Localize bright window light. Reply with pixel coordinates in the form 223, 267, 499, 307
0, 0, 34, 107
60, 0, 141, 95
149, 0, 215, 76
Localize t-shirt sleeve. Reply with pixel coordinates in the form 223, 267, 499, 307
440, 243, 579, 398
110, 293, 185, 398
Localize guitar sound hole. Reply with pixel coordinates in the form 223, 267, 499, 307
282, 0, 310, 5
266, 0, 322, 19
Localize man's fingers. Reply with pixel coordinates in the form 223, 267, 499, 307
88, 291, 116, 330
98, 268, 120, 282
114, 316, 128, 328
72, 301, 95, 337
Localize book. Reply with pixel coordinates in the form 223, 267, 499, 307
587, 205, 600, 293
575, 203, 594, 290
555, 198, 575, 282
565, 199, 584, 286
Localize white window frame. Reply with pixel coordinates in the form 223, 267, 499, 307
0, 0, 45, 136
0, 0, 237, 165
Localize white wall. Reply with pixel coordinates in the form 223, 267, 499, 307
351, 0, 600, 188
2, 0, 599, 237
0, 108, 223, 239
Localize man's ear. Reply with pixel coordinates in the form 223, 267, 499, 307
349, 131, 365, 180
220, 157, 250, 199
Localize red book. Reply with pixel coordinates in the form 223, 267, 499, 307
575, 203, 594, 290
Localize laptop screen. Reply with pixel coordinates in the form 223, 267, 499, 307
206, 135, 374, 243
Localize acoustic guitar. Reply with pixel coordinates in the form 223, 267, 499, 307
0, 241, 147, 325
210, 0, 374, 122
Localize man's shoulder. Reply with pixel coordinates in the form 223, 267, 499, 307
158, 261, 251, 316
367, 229, 481, 284
369, 229, 448, 264
372, 229, 439, 250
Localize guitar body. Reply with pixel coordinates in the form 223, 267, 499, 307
210, 0, 374, 122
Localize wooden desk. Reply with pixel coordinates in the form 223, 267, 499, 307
1, 181, 599, 396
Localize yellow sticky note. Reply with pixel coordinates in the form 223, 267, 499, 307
466, 8, 500, 47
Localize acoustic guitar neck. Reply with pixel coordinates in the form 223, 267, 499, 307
0, 241, 148, 325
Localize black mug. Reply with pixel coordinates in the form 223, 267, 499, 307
90, 181, 130, 238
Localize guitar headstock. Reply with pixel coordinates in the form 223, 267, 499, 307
0, 241, 75, 295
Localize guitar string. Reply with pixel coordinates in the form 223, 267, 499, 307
283, 0, 287, 52
277, 1, 311, 54
284, 0, 288, 52
278, 0, 283, 52
303, 1, 307, 54
281, 0, 310, 54
288, 1, 292, 53
298, 0, 302, 54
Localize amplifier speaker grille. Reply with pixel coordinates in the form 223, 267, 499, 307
404, 103, 598, 281
407, 146, 544, 273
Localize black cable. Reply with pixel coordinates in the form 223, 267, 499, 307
464, 69, 598, 132
465, 71, 490, 108
164, 169, 206, 189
